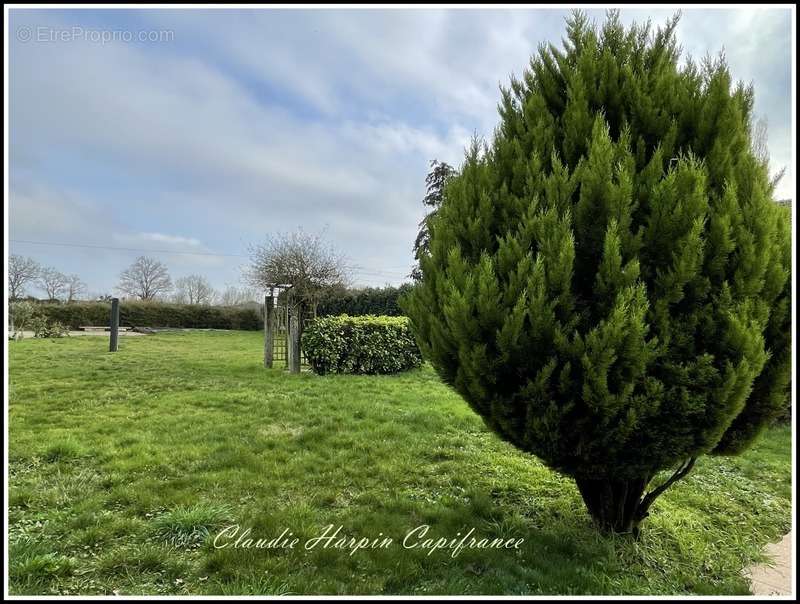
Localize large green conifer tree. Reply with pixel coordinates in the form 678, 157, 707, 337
403, 11, 791, 534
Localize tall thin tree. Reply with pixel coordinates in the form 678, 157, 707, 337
411, 160, 457, 281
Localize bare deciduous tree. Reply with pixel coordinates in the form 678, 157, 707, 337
246, 230, 350, 308
8, 254, 40, 299
66, 274, 87, 303
750, 115, 787, 194
117, 256, 172, 300
218, 285, 260, 306
750, 115, 770, 165
173, 274, 215, 305
38, 266, 69, 301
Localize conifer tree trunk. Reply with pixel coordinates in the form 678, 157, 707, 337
575, 458, 696, 535
575, 477, 649, 534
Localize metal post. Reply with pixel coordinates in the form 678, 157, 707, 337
109, 298, 120, 352
264, 294, 275, 368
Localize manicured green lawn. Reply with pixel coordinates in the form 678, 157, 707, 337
7, 331, 792, 595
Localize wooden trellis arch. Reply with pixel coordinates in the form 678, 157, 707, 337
263, 285, 316, 372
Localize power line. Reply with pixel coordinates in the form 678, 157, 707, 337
347, 263, 412, 272
10, 239, 247, 258
346, 266, 411, 276
10, 238, 412, 278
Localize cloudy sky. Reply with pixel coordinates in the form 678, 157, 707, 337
8, 7, 794, 298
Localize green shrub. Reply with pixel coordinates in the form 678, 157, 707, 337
31, 318, 69, 339
302, 315, 423, 375
35, 301, 262, 331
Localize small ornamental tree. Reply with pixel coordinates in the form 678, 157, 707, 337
403, 12, 791, 534
246, 230, 349, 311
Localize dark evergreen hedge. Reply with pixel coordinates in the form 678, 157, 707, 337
317, 284, 413, 317
301, 315, 422, 375
36, 301, 262, 330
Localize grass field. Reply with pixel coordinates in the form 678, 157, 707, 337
7, 330, 792, 595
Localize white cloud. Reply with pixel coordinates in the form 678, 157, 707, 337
8, 8, 794, 295
9, 13, 469, 294
111, 232, 206, 250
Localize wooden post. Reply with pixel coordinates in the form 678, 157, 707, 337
109, 298, 120, 352
298, 301, 306, 366
264, 294, 275, 368
284, 290, 292, 369
288, 304, 301, 374
283, 302, 289, 369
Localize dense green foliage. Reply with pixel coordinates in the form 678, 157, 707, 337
35, 301, 262, 331
302, 314, 423, 374
403, 12, 791, 531
775, 202, 792, 422
7, 332, 792, 595
317, 284, 413, 317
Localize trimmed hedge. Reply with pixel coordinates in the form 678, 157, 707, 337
35, 301, 262, 330
317, 284, 414, 317
302, 314, 423, 375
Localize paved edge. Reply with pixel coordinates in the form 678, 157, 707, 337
743, 531, 793, 596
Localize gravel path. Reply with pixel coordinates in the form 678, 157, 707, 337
14, 330, 146, 338
743, 531, 793, 596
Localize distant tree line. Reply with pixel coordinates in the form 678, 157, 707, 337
9, 255, 87, 302
8, 254, 260, 306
